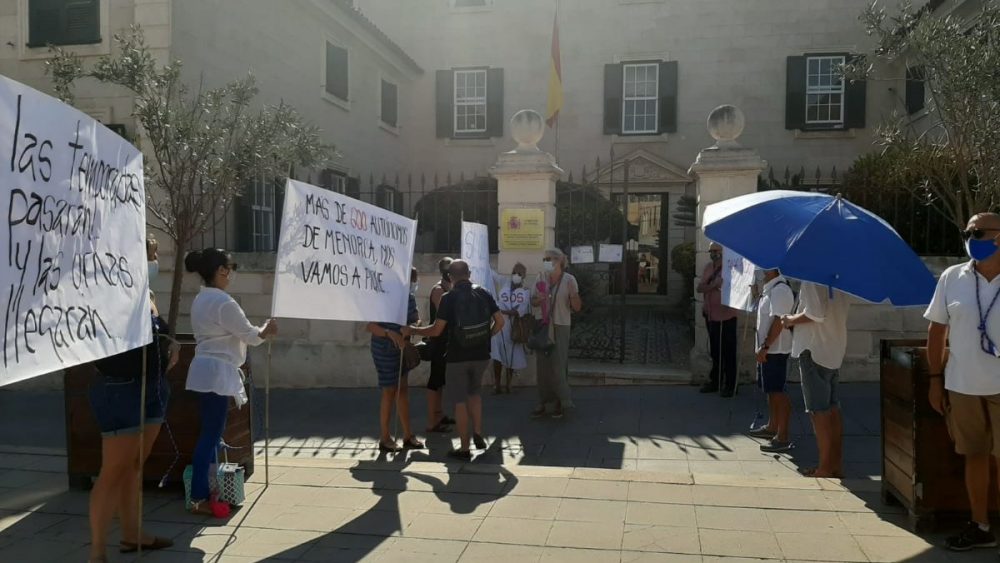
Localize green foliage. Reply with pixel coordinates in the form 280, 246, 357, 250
841, 150, 963, 255
413, 176, 497, 253
671, 241, 696, 304
46, 26, 332, 328
672, 194, 697, 228
555, 182, 629, 249
856, 1, 1000, 227
412, 178, 630, 254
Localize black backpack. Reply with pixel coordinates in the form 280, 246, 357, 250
451, 285, 492, 349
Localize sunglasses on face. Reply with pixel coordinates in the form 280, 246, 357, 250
961, 228, 1000, 241
226, 263, 239, 271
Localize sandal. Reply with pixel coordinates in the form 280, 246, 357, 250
442, 416, 456, 425
120, 537, 174, 553
403, 437, 425, 449
447, 448, 473, 461
188, 500, 215, 516
530, 407, 546, 419
379, 440, 402, 453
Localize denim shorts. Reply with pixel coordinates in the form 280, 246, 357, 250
757, 353, 789, 393
89, 375, 170, 437
798, 350, 840, 413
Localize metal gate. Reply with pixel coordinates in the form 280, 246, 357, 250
555, 150, 689, 366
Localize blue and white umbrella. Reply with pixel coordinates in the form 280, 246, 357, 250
703, 190, 937, 306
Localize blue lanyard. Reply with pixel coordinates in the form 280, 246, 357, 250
974, 272, 1000, 357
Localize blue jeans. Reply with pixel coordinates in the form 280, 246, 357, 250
191, 392, 229, 501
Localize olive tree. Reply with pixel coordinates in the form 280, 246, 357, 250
857, 1, 1000, 228
47, 27, 331, 331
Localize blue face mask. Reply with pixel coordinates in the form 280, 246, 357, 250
967, 238, 999, 262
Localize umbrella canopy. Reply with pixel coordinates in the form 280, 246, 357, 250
703, 190, 937, 306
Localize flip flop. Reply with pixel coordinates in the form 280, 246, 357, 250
799, 467, 818, 477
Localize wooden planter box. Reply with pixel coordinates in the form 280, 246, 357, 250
64, 336, 255, 489
881, 339, 997, 531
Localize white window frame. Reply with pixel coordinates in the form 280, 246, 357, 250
453, 69, 488, 135
622, 62, 659, 135
382, 188, 397, 212
250, 171, 275, 252
805, 55, 846, 126
321, 168, 347, 194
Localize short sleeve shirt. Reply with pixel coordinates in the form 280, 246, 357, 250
436, 281, 500, 362
790, 282, 851, 370
756, 276, 795, 354
533, 273, 579, 326
924, 262, 1000, 396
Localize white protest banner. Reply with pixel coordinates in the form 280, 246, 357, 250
272, 180, 416, 324
571, 245, 594, 265
721, 246, 757, 312
0, 76, 150, 386
461, 221, 495, 297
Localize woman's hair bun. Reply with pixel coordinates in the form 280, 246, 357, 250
184, 250, 203, 273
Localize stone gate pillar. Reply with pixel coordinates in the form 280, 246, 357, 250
490, 109, 563, 278
688, 105, 766, 377
490, 109, 563, 386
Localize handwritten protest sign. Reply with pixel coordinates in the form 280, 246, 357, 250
271, 180, 416, 324
461, 221, 495, 297
721, 246, 756, 312
0, 76, 150, 386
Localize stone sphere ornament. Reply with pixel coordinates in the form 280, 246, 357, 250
706, 104, 745, 147
510, 109, 545, 151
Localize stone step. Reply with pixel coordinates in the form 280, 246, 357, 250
568, 362, 693, 385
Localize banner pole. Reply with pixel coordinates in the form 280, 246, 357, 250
265, 341, 271, 486
137, 345, 147, 560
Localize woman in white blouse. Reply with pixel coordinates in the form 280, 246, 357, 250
184, 248, 277, 515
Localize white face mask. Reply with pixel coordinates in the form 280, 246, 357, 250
410, 282, 419, 294
148, 260, 159, 280
511, 274, 523, 285
542, 261, 556, 273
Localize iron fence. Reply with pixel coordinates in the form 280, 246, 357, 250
759, 164, 962, 257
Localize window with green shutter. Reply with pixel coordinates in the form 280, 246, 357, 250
786, 53, 866, 130
325, 42, 349, 101
381, 79, 398, 128
28, 0, 101, 48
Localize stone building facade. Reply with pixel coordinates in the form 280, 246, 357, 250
1, 0, 959, 387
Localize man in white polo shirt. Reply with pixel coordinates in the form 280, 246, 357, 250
751, 268, 796, 452
925, 212, 1000, 552
781, 281, 850, 478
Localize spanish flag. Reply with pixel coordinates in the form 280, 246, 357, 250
546, 13, 563, 128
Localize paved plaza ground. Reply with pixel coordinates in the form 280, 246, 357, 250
0, 383, 990, 562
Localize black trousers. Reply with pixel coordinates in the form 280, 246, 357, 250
706, 317, 738, 393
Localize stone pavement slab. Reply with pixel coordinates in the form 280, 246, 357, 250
0, 449, 990, 563
0, 383, 882, 480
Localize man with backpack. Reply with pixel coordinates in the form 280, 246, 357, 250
406, 260, 504, 460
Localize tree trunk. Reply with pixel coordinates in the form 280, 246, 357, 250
167, 238, 187, 338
